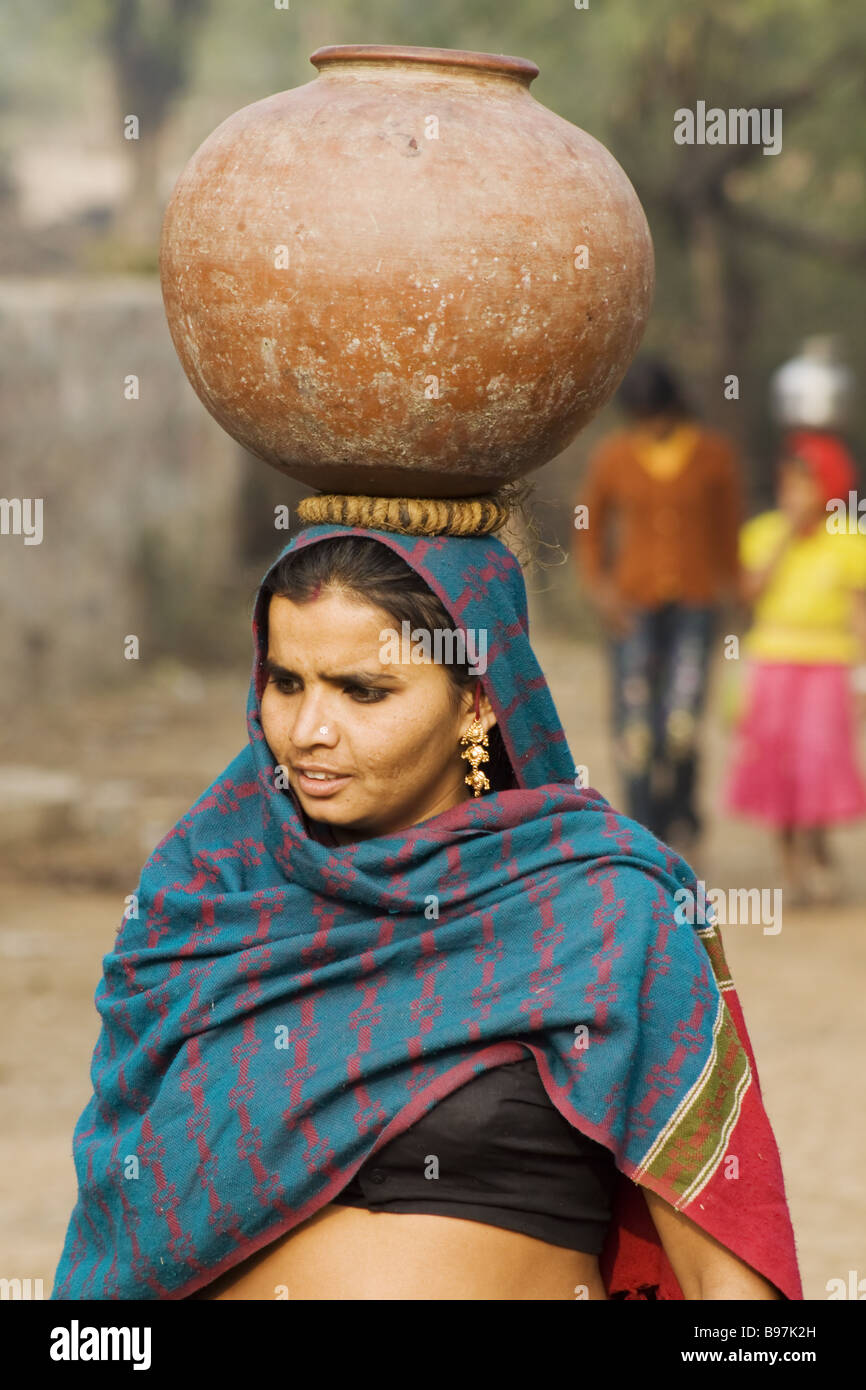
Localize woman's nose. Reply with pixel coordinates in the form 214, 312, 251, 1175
290, 691, 338, 746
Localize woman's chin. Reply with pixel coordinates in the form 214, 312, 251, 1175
302, 796, 377, 835
310, 802, 412, 845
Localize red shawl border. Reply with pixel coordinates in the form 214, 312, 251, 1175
599, 981, 803, 1301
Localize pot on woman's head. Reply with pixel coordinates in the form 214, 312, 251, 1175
160, 44, 654, 497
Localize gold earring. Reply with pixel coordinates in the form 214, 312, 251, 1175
460, 716, 490, 796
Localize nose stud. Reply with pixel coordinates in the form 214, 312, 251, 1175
318, 726, 329, 735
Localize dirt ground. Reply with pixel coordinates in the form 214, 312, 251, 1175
1, 607, 864, 1300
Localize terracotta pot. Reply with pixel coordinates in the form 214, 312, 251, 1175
159, 44, 654, 497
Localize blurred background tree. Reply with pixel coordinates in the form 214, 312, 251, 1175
3, 0, 864, 495
104, 0, 211, 249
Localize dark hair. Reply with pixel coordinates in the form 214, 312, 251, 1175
616, 356, 691, 421
261, 536, 518, 792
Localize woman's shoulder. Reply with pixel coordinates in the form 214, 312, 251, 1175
739, 508, 786, 560
682, 423, 741, 475
583, 428, 639, 476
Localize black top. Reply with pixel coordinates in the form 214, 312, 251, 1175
331, 1055, 618, 1253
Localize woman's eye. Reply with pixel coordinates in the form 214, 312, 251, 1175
269, 675, 385, 702
346, 685, 387, 703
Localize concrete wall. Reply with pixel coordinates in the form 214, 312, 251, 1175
0, 274, 597, 715
0, 276, 247, 707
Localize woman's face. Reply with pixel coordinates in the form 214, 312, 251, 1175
778, 457, 823, 528
260, 590, 498, 844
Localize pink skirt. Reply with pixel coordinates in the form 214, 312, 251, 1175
724, 661, 866, 827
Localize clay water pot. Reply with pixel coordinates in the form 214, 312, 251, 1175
159, 44, 653, 497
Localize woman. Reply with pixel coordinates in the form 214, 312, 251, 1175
725, 431, 866, 903
52, 507, 800, 1301
575, 357, 742, 848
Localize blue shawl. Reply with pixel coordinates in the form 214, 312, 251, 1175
52, 524, 801, 1300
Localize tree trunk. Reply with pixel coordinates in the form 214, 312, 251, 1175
688, 204, 731, 429
114, 125, 164, 252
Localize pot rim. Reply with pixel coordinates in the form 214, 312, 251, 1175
309, 43, 539, 84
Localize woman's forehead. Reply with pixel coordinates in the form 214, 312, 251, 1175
265, 594, 464, 684
266, 590, 398, 641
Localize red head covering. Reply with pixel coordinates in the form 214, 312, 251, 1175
783, 430, 857, 504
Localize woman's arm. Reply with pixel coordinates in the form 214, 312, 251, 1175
850, 588, 866, 720
713, 440, 745, 603
643, 1189, 782, 1300
739, 522, 795, 605
849, 588, 866, 657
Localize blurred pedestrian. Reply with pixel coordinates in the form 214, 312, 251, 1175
575, 356, 743, 847
724, 431, 866, 903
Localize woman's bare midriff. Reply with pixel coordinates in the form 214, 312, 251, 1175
195, 1204, 608, 1301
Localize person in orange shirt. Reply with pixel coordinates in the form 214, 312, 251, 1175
575, 356, 743, 846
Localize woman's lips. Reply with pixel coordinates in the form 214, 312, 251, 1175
296, 769, 352, 797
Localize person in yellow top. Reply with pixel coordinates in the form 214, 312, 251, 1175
724, 431, 866, 903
